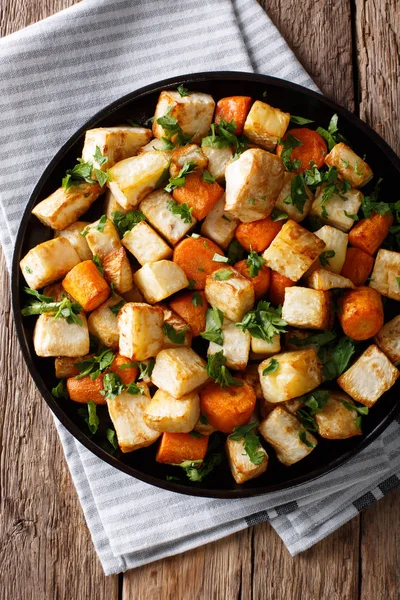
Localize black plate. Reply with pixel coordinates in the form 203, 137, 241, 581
11, 72, 400, 498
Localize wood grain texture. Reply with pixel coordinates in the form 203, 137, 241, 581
0, 0, 399, 599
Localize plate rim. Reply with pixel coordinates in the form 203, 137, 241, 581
11, 70, 400, 499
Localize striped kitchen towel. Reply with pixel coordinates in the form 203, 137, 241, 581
0, 0, 399, 575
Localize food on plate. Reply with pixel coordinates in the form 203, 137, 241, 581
20, 88, 400, 485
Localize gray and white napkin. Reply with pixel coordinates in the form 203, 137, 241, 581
0, 0, 399, 575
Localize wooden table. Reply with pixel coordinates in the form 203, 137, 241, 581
1, 1, 399, 598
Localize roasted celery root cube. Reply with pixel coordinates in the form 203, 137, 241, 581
118, 302, 164, 361
369, 249, 400, 301
151, 347, 209, 398
62, 260, 110, 311
200, 196, 239, 249
263, 220, 326, 281
259, 407, 317, 466
20, 237, 81, 290
250, 334, 281, 357
122, 221, 172, 265
33, 313, 89, 357
169, 144, 208, 178
204, 267, 255, 322
157, 304, 192, 349
31, 182, 103, 231
82, 126, 153, 169
134, 260, 189, 303
102, 247, 133, 293
42, 283, 74, 302
282, 287, 333, 330
325, 143, 373, 188
152, 90, 215, 144
243, 101, 290, 151
104, 188, 127, 220
121, 285, 145, 303
226, 436, 268, 484
338, 344, 399, 407
274, 172, 313, 223
313, 225, 348, 273
143, 388, 200, 433
258, 349, 322, 403
55, 221, 92, 261
140, 189, 196, 246
84, 217, 121, 261
55, 355, 91, 379
108, 151, 169, 210
374, 315, 400, 366
137, 138, 174, 159
310, 186, 363, 232
305, 268, 355, 291
315, 392, 362, 439
208, 319, 251, 370
202, 146, 233, 183
224, 148, 284, 222
107, 384, 160, 453
87, 295, 123, 350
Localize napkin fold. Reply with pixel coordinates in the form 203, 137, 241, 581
1, 0, 399, 575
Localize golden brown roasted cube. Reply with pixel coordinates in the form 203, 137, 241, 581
84, 217, 121, 261
157, 304, 192, 349
102, 247, 133, 294
134, 260, 189, 304
140, 189, 197, 246
143, 388, 200, 433
82, 126, 153, 169
325, 142, 373, 188
282, 287, 333, 330
20, 237, 81, 290
305, 268, 354, 291
313, 225, 348, 273
274, 171, 313, 223
202, 146, 233, 183
310, 186, 363, 232
122, 221, 172, 265
33, 313, 89, 357
315, 392, 362, 439
243, 100, 290, 150
208, 319, 251, 370
374, 315, 400, 366
55, 221, 92, 261
204, 267, 255, 322
87, 295, 124, 350
118, 302, 164, 360
200, 195, 239, 249
369, 249, 400, 301
169, 144, 208, 178
151, 347, 209, 398
226, 436, 268, 484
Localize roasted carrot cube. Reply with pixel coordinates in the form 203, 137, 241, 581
340, 247, 375, 286
348, 213, 394, 256
200, 381, 256, 433
66, 374, 106, 404
235, 218, 283, 253
110, 354, 139, 385
169, 291, 208, 337
173, 236, 225, 290
268, 270, 296, 306
215, 96, 253, 135
156, 432, 209, 464
172, 172, 224, 221
62, 260, 110, 311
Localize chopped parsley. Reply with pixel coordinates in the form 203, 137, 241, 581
112, 210, 146, 237
226, 239, 245, 264
166, 198, 193, 223
164, 160, 197, 193
229, 422, 265, 465
200, 307, 224, 345
78, 401, 100, 435
299, 430, 316, 448
106, 428, 119, 450
75, 349, 115, 380
81, 215, 107, 237
236, 301, 287, 342
109, 299, 126, 316
316, 114, 347, 151
245, 249, 265, 277
173, 453, 222, 482
101, 372, 125, 400
163, 322, 188, 345
319, 249, 336, 267
52, 379, 68, 400
177, 84, 190, 97
279, 134, 303, 171
344, 210, 359, 221
213, 269, 233, 281
262, 358, 279, 376
289, 330, 336, 348
191, 292, 203, 306
290, 115, 314, 125
201, 119, 248, 159
317, 335, 356, 380
361, 178, 392, 218
202, 170, 216, 184
93, 254, 104, 275
21, 288, 83, 326
156, 107, 192, 146
271, 208, 289, 222
126, 381, 146, 396
212, 253, 229, 263
205, 350, 243, 388
284, 173, 308, 213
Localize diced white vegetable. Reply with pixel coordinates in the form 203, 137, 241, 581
140, 189, 196, 246
107, 384, 160, 453
226, 436, 268, 484
374, 315, 400, 366
55, 221, 92, 261
338, 344, 399, 407
208, 319, 250, 370
82, 126, 153, 169
143, 388, 200, 433
157, 304, 192, 349
262, 220, 325, 281
33, 313, 89, 357
151, 347, 208, 398
274, 171, 313, 222
20, 237, 81, 290
134, 260, 188, 303
305, 268, 355, 291
369, 249, 400, 301
108, 151, 169, 210
55, 355, 90, 379
84, 217, 121, 260
118, 302, 164, 360
202, 146, 233, 183
258, 349, 322, 403
87, 295, 123, 350
205, 267, 255, 322
104, 188, 127, 220
102, 247, 133, 294
250, 334, 281, 357
200, 195, 239, 249
243, 101, 290, 151
153, 90, 215, 144
224, 148, 284, 222
122, 221, 172, 265
259, 406, 317, 466
169, 144, 208, 178
31, 182, 103, 230
325, 142, 373, 188
310, 186, 363, 232
315, 391, 362, 439
282, 286, 333, 330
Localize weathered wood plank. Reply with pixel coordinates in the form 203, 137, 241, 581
0, 1, 118, 598
259, 0, 355, 110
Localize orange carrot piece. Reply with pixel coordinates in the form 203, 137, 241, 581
156, 432, 209, 464
215, 96, 253, 135
66, 374, 106, 405
62, 260, 110, 312
235, 218, 283, 253
348, 213, 394, 256
338, 286, 384, 341
269, 270, 296, 306
172, 172, 224, 221
276, 128, 327, 173
340, 247, 375, 286
234, 259, 270, 300
110, 354, 139, 385
173, 236, 225, 290
169, 290, 209, 337
200, 381, 256, 433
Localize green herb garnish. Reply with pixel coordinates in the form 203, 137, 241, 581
164, 322, 188, 345
262, 358, 279, 376
229, 421, 265, 465
112, 210, 146, 237
78, 401, 100, 435
205, 350, 243, 388
236, 301, 287, 342
200, 307, 224, 345
245, 249, 265, 277
166, 198, 193, 224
